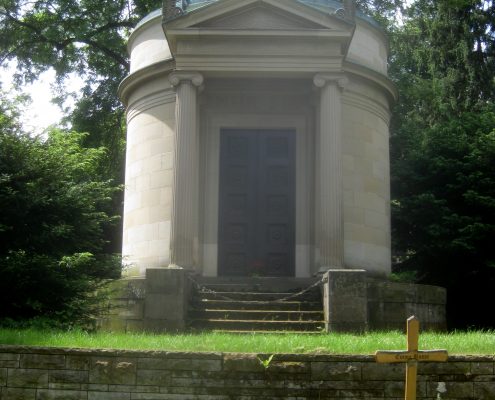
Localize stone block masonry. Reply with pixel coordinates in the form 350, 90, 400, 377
101, 269, 447, 334
0, 346, 494, 399
321, 270, 447, 333
367, 280, 447, 331
98, 268, 191, 333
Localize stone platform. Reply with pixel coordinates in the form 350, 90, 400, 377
98, 269, 446, 333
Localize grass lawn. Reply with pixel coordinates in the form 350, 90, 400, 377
0, 329, 494, 355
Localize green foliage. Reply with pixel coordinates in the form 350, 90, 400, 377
0, 128, 120, 255
66, 85, 127, 252
389, 1, 495, 328
258, 354, 274, 369
391, 0, 495, 116
391, 107, 495, 328
388, 271, 417, 283
0, 97, 122, 328
0, 0, 161, 186
69, 84, 126, 181
0, 252, 120, 328
0, 0, 161, 85
355, 0, 404, 27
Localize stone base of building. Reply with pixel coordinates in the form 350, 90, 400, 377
98, 268, 447, 333
321, 270, 447, 332
98, 268, 191, 333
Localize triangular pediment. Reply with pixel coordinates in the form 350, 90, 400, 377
164, 0, 355, 32
192, 5, 324, 30
163, 0, 356, 65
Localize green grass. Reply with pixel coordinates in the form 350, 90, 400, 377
0, 329, 494, 355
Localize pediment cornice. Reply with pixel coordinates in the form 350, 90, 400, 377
163, 0, 355, 55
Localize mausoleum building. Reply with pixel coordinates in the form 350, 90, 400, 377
106, 0, 446, 333
119, 0, 396, 278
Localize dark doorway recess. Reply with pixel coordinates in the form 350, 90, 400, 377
218, 129, 296, 277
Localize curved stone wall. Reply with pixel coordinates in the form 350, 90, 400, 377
348, 21, 388, 75
128, 12, 172, 74
121, 5, 394, 277
123, 79, 176, 276
342, 78, 391, 274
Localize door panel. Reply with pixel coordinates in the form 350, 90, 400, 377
218, 131, 257, 276
257, 131, 295, 276
218, 129, 295, 277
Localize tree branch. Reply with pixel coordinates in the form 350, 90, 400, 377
90, 20, 135, 36
1, 10, 45, 38
79, 38, 129, 71
0, 10, 130, 71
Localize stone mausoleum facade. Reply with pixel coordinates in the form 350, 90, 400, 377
107, 0, 446, 332
120, 0, 396, 278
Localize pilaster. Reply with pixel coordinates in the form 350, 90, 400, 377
313, 73, 348, 271
169, 71, 204, 269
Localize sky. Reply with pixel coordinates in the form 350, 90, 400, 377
1, 62, 84, 135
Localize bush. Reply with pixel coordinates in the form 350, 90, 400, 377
0, 101, 122, 328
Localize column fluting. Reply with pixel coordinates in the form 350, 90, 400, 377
168, 72, 203, 269
313, 73, 348, 271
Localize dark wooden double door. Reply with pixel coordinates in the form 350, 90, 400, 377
218, 129, 296, 277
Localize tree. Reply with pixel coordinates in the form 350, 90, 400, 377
0, 0, 164, 253
392, 108, 495, 327
355, 0, 404, 27
0, 0, 162, 84
389, 0, 495, 328
0, 95, 122, 328
0, 0, 161, 172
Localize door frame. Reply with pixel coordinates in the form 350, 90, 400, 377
200, 112, 314, 278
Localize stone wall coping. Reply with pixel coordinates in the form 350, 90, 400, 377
366, 278, 446, 290
0, 345, 493, 362
0, 345, 221, 359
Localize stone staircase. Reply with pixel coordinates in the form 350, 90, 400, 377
188, 277, 325, 333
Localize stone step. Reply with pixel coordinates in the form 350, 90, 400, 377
197, 291, 319, 302
191, 299, 322, 311
193, 277, 319, 293
189, 309, 324, 321
190, 319, 325, 332
188, 277, 324, 333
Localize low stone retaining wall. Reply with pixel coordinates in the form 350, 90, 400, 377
367, 279, 447, 331
322, 270, 447, 332
0, 346, 493, 399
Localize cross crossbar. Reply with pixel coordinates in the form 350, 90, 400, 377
374, 316, 448, 400
375, 350, 448, 363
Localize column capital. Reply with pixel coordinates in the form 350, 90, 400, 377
313, 73, 349, 90
169, 71, 204, 87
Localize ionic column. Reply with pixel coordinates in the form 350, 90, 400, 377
313, 73, 349, 271
168, 71, 203, 269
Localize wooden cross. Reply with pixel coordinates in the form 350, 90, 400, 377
375, 316, 448, 400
